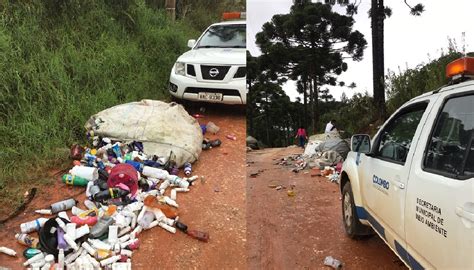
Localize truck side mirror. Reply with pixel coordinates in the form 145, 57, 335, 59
351, 134, 371, 154
187, 39, 196, 48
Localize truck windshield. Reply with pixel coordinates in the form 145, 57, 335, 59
196, 24, 246, 49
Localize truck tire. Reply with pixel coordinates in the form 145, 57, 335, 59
342, 181, 373, 238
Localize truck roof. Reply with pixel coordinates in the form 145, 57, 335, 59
211, 20, 246, 26
409, 79, 474, 103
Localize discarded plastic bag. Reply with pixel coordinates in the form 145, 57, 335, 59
84, 100, 203, 167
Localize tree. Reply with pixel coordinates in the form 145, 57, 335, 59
256, 1, 367, 132
327, 0, 424, 120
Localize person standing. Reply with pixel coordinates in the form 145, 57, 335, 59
325, 119, 337, 133
295, 126, 308, 148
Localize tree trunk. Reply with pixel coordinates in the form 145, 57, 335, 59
371, 0, 386, 120
165, 0, 176, 20
303, 78, 308, 128
312, 77, 319, 133
309, 79, 315, 133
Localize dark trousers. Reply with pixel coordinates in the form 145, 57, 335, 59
298, 136, 305, 148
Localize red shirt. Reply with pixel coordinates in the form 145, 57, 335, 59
296, 128, 307, 137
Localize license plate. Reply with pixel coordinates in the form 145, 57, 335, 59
198, 92, 223, 101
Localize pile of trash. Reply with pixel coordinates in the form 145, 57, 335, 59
278, 131, 350, 183
0, 101, 215, 269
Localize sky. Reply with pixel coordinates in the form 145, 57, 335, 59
247, 0, 474, 101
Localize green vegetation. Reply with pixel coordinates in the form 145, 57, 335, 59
0, 0, 242, 212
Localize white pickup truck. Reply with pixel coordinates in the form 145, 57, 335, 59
169, 13, 246, 104
340, 57, 474, 269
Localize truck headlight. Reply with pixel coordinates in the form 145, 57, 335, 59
175, 62, 185, 76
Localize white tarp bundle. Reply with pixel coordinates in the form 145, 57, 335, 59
84, 100, 203, 167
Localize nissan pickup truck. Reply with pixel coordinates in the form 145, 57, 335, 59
169, 12, 246, 104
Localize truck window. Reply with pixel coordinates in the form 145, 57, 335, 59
375, 104, 427, 164
196, 24, 246, 48
424, 94, 474, 178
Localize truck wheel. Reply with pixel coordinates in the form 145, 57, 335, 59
342, 182, 373, 238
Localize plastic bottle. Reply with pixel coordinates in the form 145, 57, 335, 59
226, 134, 237, 141
210, 139, 222, 147
125, 160, 144, 172
90, 215, 114, 238
82, 242, 96, 256
93, 188, 130, 202
108, 225, 119, 244
323, 256, 343, 270
64, 248, 83, 264
35, 209, 52, 215
70, 165, 99, 181
170, 165, 179, 175
187, 230, 209, 242
0, 246, 17, 256
112, 143, 123, 158
23, 252, 45, 266
138, 211, 155, 229
74, 224, 90, 240
57, 249, 64, 270
23, 248, 42, 259
15, 233, 39, 248
63, 233, 79, 251
167, 175, 189, 189
100, 255, 121, 267
71, 215, 98, 226
142, 166, 169, 179
183, 162, 192, 176
143, 195, 178, 218
56, 228, 68, 250
20, 218, 48, 234
61, 174, 89, 187
51, 198, 77, 214
206, 121, 220, 134
175, 221, 188, 233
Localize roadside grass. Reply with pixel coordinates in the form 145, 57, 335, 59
0, 1, 206, 216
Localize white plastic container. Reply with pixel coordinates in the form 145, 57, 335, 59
64, 247, 83, 264
158, 222, 176, 234
20, 218, 48, 234
100, 255, 121, 266
142, 166, 169, 179
108, 225, 119, 245
69, 165, 98, 181
81, 242, 96, 256
75, 224, 90, 240
66, 223, 77, 238
63, 234, 79, 251
0, 246, 17, 256
23, 252, 45, 266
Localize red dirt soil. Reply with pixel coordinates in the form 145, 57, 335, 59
0, 103, 246, 269
246, 147, 408, 270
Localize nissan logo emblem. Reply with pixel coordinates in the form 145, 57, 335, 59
209, 68, 219, 77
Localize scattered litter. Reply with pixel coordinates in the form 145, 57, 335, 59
226, 134, 237, 141
0, 246, 17, 257
324, 256, 343, 269
206, 121, 220, 134
250, 172, 260, 178
7, 101, 213, 269
287, 185, 296, 197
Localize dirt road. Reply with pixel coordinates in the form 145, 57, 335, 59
0, 102, 246, 269
247, 147, 407, 270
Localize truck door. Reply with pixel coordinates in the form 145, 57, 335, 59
358, 102, 429, 250
405, 92, 474, 269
